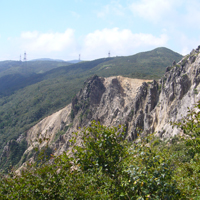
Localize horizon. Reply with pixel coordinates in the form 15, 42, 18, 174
1, 0, 200, 61
0, 46, 183, 62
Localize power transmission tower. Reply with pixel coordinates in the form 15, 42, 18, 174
24, 52, 27, 62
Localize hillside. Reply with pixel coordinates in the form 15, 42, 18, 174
90, 47, 182, 79
0, 60, 72, 96
18, 45, 199, 161
0, 60, 71, 77
0, 47, 182, 97
0, 46, 200, 199
0, 47, 182, 170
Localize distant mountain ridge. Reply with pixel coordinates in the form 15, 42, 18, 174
30, 58, 82, 63
30, 58, 67, 62
0, 60, 71, 77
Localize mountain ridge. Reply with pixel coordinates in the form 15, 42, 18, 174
17, 45, 199, 166
0, 47, 183, 170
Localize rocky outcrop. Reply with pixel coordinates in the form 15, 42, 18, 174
18, 45, 200, 163
26, 104, 72, 152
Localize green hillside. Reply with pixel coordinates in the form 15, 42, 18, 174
43, 47, 182, 80
92, 47, 182, 79
0, 60, 71, 77
0, 59, 114, 97
0, 47, 182, 170
0, 47, 182, 97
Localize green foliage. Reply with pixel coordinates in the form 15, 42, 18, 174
0, 60, 71, 78
1, 97, 199, 199
73, 121, 128, 176
53, 130, 68, 143
126, 135, 181, 199
91, 47, 182, 80
0, 122, 130, 199
0, 76, 84, 164
2, 120, 196, 199
171, 101, 200, 198
0, 139, 27, 172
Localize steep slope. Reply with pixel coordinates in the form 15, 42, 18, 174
0, 47, 183, 170
17, 45, 199, 164
24, 76, 152, 156
0, 48, 181, 148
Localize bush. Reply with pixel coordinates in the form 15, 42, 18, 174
2, 118, 199, 199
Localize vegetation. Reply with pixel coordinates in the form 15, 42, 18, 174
0, 100, 200, 199
0, 47, 182, 170
0, 60, 71, 78
91, 47, 182, 80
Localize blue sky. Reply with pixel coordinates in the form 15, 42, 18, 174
0, 0, 200, 61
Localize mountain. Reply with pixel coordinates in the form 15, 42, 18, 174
67, 60, 82, 64
0, 60, 71, 78
0, 47, 183, 170
1, 46, 200, 198
12, 45, 199, 167
89, 47, 183, 79
30, 58, 66, 62
0, 47, 182, 97
30, 58, 82, 63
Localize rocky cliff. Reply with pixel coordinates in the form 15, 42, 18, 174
7, 46, 200, 167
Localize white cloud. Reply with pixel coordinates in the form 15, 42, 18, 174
70, 11, 80, 19
184, 1, 200, 29
21, 31, 38, 39
129, 0, 185, 24
129, 0, 179, 23
82, 28, 168, 59
128, 0, 200, 54
19, 28, 168, 60
97, 5, 109, 18
129, 0, 200, 29
179, 34, 200, 55
97, 1, 125, 18
20, 29, 75, 53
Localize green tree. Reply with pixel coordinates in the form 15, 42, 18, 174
172, 101, 200, 198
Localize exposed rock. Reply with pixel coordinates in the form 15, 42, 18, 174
25, 104, 72, 153
14, 45, 200, 166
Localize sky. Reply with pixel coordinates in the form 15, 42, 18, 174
0, 0, 200, 61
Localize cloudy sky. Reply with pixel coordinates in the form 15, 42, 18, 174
0, 0, 200, 61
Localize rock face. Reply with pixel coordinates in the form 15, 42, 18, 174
18, 46, 200, 162
25, 104, 72, 153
